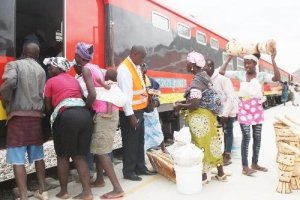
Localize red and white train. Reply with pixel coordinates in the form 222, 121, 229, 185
0, 0, 299, 181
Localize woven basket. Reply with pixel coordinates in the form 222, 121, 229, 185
146, 150, 176, 182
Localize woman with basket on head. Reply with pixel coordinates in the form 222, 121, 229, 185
219, 49, 281, 176
174, 51, 226, 184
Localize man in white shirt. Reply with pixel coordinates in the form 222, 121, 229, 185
203, 59, 238, 165
117, 46, 156, 181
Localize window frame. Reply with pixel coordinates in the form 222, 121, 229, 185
210, 37, 219, 50
151, 11, 170, 32
222, 52, 234, 70
177, 22, 191, 39
196, 31, 207, 45
237, 57, 244, 71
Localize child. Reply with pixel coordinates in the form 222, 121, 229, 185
100, 69, 118, 118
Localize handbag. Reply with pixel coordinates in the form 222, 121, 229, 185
145, 95, 155, 113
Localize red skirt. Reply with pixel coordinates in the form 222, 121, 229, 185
7, 116, 43, 147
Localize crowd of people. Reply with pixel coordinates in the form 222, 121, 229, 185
0, 39, 283, 199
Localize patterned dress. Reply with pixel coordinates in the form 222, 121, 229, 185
186, 108, 223, 173
186, 86, 223, 173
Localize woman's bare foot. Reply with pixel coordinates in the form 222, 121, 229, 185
56, 191, 69, 199
73, 192, 93, 200
91, 180, 105, 187
100, 190, 124, 199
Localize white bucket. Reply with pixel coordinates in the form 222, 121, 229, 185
174, 164, 202, 195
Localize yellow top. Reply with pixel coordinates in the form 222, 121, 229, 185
0, 101, 7, 120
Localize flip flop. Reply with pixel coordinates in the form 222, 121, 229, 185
100, 192, 125, 199
251, 165, 268, 172
242, 168, 256, 176
202, 178, 209, 185
33, 190, 49, 200
212, 174, 227, 182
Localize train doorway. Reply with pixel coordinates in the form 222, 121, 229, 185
16, 0, 63, 61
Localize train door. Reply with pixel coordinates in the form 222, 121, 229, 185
65, 0, 105, 67
0, 0, 15, 85
15, 0, 63, 65
0, 0, 63, 148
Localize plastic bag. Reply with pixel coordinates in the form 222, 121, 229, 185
171, 144, 204, 167
173, 126, 191, 145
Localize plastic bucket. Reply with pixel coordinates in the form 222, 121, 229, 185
174, 164, 202, 195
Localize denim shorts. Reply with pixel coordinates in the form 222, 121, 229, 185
6, 145, 44, 165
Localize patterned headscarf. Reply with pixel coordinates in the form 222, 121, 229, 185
187, 51, 206, 68
75, 42, 94, 61
43, 57, 71, 72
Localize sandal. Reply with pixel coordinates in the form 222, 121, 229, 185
100, 192, 125, 199
202, 178, 209, 185
242, 168, 256, 176
251, 164, 268, 172
213, 174, 227, 182
33, 190, 49, 200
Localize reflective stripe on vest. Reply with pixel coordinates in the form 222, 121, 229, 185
121, 58, 148, 110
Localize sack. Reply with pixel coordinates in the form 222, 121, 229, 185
199, 88, 223, 115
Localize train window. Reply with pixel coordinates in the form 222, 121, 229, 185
222, 52, 233, 70
210, 37, 219, 50
0, 0, 16, 57
177, 23, 191, 39
152, 11, 170, 31
237, 57, 244, 71
196, 31, 207, 45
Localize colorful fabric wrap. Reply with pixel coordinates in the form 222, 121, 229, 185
50, 98, 85, 128
43, 57, 71, 72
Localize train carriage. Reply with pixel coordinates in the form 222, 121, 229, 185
0, 0, 298, 182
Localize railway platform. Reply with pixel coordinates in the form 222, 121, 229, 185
31, 102, 300, 200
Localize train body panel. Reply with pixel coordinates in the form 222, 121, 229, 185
0, 0, 299, 181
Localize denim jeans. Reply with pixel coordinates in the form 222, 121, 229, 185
223, 117, 235, 153
240, 123, 263, 167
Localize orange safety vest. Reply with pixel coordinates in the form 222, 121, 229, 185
120, 58, 148, 110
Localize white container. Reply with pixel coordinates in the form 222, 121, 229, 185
174, 164, 202, 195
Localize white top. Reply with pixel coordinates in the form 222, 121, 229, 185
210, 70, 238, 117
117, 56, 145, 116
224, 70, 273, 98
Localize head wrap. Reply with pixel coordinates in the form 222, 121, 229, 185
187, 51, 206, 68
75, 42, 94, 61
43, 57, 71, 72
243, 54, 259, 63
244, 54, 259, 71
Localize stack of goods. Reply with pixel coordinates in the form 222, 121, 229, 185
273, 115, 300, 194
146, 150, 176, 182
226, 38, 276, 57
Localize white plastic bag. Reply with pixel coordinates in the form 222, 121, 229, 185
173, 126, 191, 145
171, 144, 204, 167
